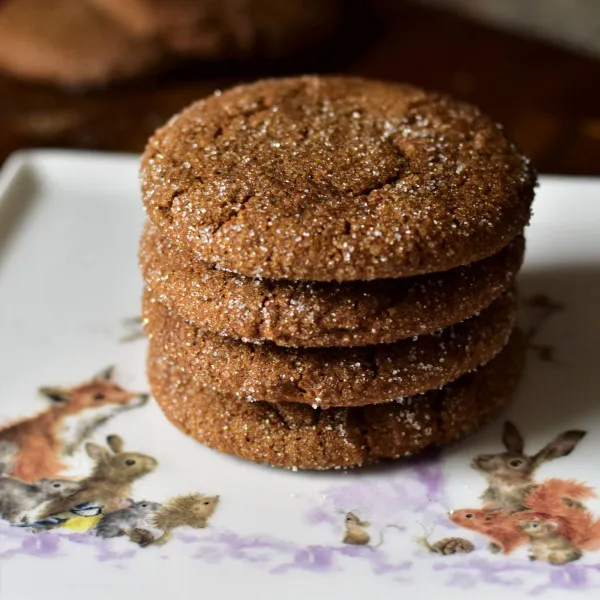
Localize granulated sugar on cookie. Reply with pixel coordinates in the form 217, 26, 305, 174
139, 76, 535, 469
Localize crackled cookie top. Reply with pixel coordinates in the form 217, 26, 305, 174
141, 76, 535, 281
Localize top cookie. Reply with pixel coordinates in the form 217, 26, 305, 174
141, 76, 536, 281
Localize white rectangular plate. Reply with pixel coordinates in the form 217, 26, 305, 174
0, 151, 599, 600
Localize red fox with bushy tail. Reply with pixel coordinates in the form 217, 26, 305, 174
0, 367, 148, 482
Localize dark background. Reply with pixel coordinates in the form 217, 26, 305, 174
1, 0, 599, 174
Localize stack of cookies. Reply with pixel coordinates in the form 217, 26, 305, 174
140, 76, 536, 470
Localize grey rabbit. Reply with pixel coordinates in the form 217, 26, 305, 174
0, 476, 82, 524
471, 421, 586, 513
93, 498, 162, 538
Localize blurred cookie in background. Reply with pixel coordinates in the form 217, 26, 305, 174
0, 0, 343, 87
0, 0, 165, 87
91, 0, 342, 60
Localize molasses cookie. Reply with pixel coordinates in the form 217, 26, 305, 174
143, 287, 518, 407
0, 0, 163, 87
91, 0, 341, 59
141, 223, 524, 347
141, 76, 536, 281
148, 330, 526, 470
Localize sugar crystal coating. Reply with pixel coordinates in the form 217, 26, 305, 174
141, 76, 536, 281
148, 330, 526, 469
140, 222, 524, 347
143, 287, 518, 407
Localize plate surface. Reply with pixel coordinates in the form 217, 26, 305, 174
0, 151, 599, 600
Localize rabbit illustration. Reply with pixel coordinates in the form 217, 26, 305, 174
342, 512, 371, 545
1, 366, 148, 482
519, 518, 582, 565
0, 476, 82, 524
451, 479, 600, 556
93, 498, 162, 539
471, 422, 586, 513
40, 434, 157, 519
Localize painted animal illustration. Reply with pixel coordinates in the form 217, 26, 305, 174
40, 434, 157, 519
22, 502, 105, 533
342, 512, 371, 545
450, 508, 528, 554
128, 494, 219, 546
451, 478, 600, 560
471, 421, 586, 513
415, 524, 474, 555
0, 439, 17, 475
524, 480, 600, 552
519, 518, 582, 565
0, 476, 82, 524
93, 499, 162, 539
0, 367, 149, 482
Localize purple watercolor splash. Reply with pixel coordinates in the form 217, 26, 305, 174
433, 555, 600, 595
0, 530, 62, 559
2, 453, 600, 595
303, 453, 453, 533
271, 543, 412, 576
0, 525, 140, 562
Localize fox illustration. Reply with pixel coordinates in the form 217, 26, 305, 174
0, 367, 148, 481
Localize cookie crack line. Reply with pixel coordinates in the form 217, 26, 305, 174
350, 153, 408, 199
268, 403, 292, 431
209, 138, 409, 241
211, 192, 255, 235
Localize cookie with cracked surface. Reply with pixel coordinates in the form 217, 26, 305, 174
141, 76, 535, 281
142, 287, 517, 407
0, 0, 163, 87
148, 329, 526, 469
141, 222, 524, 347
90, 0, 341, 59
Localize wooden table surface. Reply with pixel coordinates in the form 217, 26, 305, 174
1, 1, 599, 175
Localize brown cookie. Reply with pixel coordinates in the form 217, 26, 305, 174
141, 222, 524, 347
141, 76, 536, 282
91, 0, 340, 59
0, 0, 163, 87
148, 329, 526, 470
143, 287, 517, 407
